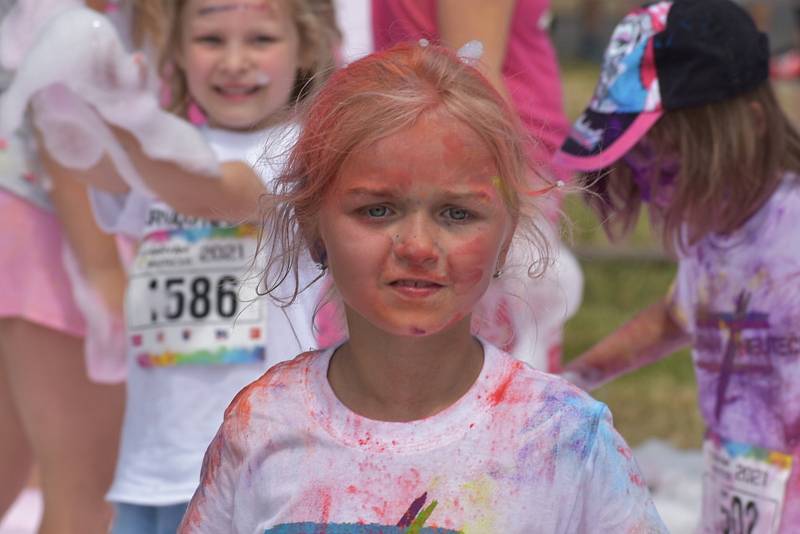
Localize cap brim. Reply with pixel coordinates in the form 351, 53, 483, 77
553, 109, 663, 172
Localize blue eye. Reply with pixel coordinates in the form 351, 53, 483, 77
444, 208, 470, 221
366, 206, 390, 218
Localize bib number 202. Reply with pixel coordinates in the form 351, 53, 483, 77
722, 496, 759, 534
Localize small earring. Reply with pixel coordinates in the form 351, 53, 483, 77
493, 269, 502, 279
316, 249, 328, 271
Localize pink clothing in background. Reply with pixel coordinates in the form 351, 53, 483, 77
0, 190, 86, 337
372, 0, 569, 171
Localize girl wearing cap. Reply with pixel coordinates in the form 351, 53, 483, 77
556, 0, 800, 532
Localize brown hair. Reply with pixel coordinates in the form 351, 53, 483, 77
160, 0, 341, 118
259, 43, 550, 304
585, 82, 800, 252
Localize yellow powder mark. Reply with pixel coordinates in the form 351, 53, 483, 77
458, 476, 497, 533
491, 175, 512, 204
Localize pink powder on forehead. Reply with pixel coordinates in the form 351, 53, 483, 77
196, 1, 275, 16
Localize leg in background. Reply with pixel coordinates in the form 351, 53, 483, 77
0, 318, 125, 534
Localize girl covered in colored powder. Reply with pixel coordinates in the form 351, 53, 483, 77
179, 43, 667, 533
29, 0, 341, 531
556, 0, 800, 531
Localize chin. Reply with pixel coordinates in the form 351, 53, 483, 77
374, 313, 466, 339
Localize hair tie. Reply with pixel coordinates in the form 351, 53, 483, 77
456, 40, 484, 65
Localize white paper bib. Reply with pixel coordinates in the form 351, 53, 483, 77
126, 202, 264, 368
701, 433, 793, 533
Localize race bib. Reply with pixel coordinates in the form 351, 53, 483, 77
701, 434, 793, 533
126, 203, 265, 368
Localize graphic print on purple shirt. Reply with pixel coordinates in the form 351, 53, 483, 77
695, 291, 771, 421
263, 492, 459, 533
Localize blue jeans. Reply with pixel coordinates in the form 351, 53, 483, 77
111, 502, 189, 534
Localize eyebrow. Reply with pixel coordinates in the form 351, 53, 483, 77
343, 187, 493, 203
196, 3, 273, 16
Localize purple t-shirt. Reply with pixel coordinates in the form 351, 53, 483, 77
670, 175, 800, 531
371, 0, 569, 173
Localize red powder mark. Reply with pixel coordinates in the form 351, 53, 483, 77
410, 327, 427, 335
617, 446, 633, 460
0, 138, 7, 150
358, 432, 376, 448
469, 422, 475, 429
487, 360, 524, 406
320, 488, 333, 523
629, 472, 646, 488
346, 485, 358, 494
22, 172, 37, 183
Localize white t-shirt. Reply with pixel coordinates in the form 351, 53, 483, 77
108, 124, 322, 505
180, 342, 667, 533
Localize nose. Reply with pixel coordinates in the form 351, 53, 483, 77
392, 214, 440, 268
221, 42, 249, 74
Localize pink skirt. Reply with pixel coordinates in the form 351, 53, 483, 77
0, 190, 86, 337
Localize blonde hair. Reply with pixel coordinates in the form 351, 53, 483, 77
585, 82, 800, 251
160, 0, 341, 118
131, 0, 169, 51
259, 43, 550, 304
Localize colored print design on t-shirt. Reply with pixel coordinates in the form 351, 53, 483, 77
180, 344, 667, 534
264, 492, 458, 533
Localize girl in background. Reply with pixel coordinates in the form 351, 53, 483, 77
80, 1, 340, 532
557, 0, 800, 531
180, 42, 666, 533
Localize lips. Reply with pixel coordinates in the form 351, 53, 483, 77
388, 278, 445, 298
214, 85, 261, 99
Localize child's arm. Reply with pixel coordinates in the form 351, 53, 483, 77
562, 296, 691, 391
438, 0, 516, 103
43, 150, 128, 316
112, 127, 267, 223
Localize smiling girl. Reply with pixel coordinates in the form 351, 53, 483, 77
179, 43, 667, 534
79, 1, 341, 533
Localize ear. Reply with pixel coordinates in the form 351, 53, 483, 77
750, 101, 767, 137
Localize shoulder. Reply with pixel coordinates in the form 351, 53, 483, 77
222, 350, 322, 429
485, 346, 608, 439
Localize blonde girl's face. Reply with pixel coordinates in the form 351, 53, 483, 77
317, 114, 515, 338
177, 0, 301, 131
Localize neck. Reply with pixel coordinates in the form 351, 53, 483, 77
327, 310, 484, 422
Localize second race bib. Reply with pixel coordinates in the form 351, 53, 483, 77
126, 202, 265, 368
700, 433, 793, 533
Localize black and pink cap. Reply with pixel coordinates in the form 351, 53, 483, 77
555, 0, 769, 172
